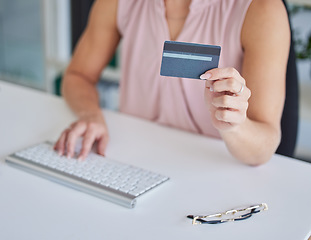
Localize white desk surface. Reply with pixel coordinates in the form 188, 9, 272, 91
1, 80, 311, 240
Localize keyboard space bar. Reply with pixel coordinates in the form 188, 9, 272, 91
5, 155, 137, 208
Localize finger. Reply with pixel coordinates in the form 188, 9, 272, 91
97, 135, 109, 156
54, 140, 59, 151
78, 130, 97, 161
66, 123, 87, 159
211, 78, 245, 94
215, 108, 246, 124
200, 67, 242, 82
54, 129, 70, 156
205, 80, 215, 92
212, 95, 249, 111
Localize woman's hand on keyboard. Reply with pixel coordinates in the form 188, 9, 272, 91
54, 113, 109, 160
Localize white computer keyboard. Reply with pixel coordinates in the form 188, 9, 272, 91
5, 142, 169, 208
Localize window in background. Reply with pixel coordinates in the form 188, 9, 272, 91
0, 0, 71, 93
44, 0, 71, 93
0, 0, 45, 90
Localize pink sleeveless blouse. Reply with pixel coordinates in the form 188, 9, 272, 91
117, 0, 252, 138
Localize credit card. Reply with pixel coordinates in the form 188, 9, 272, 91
160, 41, 221, 79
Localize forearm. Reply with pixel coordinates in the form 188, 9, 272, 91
217, 0, 289, 166
54, 0, 119, 158
62, 71, 103, 119
220, 118, 281, 166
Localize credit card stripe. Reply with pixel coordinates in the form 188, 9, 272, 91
164, 42, 221, 56
163, 52, 212, 61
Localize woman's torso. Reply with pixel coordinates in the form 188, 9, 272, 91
117, 0, 252, 138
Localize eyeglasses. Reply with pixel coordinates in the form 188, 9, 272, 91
187, 203, 268, 225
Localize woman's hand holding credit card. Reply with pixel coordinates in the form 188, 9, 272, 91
160, 41, 251, 132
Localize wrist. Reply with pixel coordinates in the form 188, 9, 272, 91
77, 109, 104, 121
218, 117, 250, 139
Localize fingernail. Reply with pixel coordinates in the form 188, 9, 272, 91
200, 73, 211, 80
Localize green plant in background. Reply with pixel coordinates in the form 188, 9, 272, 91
289, 5, 311, 15
295, 32, 311, 60
288, 4, 311, 78
294, 29, 311, 80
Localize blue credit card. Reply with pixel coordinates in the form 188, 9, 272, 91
160, 41, 221, 79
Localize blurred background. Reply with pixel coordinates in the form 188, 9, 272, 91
0, 0, 310, 162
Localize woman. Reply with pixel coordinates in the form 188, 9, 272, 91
54, 0, 290, 165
